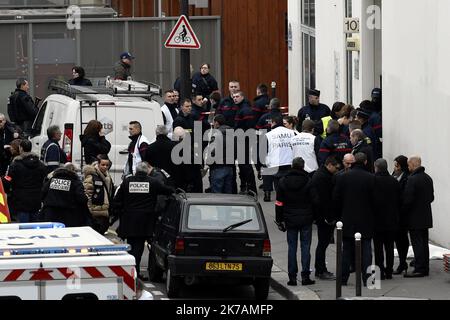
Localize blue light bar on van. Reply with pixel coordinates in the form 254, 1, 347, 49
18, 223, 66, 230
1, 244, 131, 257
0, 223, 66, 231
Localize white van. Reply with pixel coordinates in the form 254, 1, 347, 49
30, 80, 164, 183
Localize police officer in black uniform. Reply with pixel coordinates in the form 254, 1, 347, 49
113, 162, 174, 278
297, 89, 331, 137
41, 163, 90, 227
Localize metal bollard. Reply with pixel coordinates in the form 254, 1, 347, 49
336, 221, 343, 300
355, 233, 362, 297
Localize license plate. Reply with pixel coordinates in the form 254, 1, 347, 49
205, 262, 243, 271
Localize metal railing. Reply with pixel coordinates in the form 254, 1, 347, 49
0, 0, 112, 8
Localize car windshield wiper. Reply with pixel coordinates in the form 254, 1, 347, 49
222, 219, 253, 233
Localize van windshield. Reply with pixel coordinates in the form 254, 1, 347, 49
187, 205, 261, 231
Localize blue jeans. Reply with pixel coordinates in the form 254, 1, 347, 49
17, 212, 40, 223
210, 167, 233, 194
287, 225, 313, 277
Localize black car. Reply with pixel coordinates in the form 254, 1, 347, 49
148, 193, 273, 300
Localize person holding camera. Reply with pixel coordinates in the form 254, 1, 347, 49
275, 157, 318, 287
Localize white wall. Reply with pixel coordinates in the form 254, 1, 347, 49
315, 0, 347, 107
288, 0, 303, 116
383, 0, 450, 248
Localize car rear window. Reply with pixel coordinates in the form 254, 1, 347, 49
187, 205, 261, 231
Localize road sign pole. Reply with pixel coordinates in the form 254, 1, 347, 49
180, 0, 191, 99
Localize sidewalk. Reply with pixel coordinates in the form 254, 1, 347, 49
258, 191, 450, 300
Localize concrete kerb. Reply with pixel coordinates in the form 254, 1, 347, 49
270, 264, 320, 300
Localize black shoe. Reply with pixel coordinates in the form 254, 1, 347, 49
409, 259, 415, 267
259, 184, 264, 189
315, 271, 336, 280
302, 278, 315, 286
287, 280, 297, 286
404, 271, 427, 278
264, 191, 271, 202
393, 265, 408, 275
385, 273, 393, 280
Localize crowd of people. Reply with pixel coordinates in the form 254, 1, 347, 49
0, 57, 434, 284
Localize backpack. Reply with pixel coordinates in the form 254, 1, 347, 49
7, 92, 19, 123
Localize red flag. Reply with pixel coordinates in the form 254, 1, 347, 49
0, 179, 11, 223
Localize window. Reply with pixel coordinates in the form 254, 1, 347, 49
187, 205, 261, 231
31, 101, 47, 137
301, 0, 316, 105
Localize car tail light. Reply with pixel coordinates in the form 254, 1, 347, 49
263, 239, 271, 257
175, 237, 185, 255
63, 123, 74, 162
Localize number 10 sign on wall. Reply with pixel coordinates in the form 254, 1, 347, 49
165, 15, 202, 49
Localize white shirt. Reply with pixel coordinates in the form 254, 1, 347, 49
291, 132, 319, 173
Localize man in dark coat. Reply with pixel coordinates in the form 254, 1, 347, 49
113, 162, 174, 277
41, 163, 90, 227
373, 159, 401, 280
297, 89, 331, 136
40, 125, 68, 174
8, 78, 38, 135
275, 157, 318, 286
4, 140, 47, 223
311, 156, 341, 280
392, 155, 410, 274
143, 125, 178, 186
191, 63, 219, 103
403, 156, 434, 278
333, 152, 375, 285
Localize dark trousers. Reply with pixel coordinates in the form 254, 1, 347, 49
342, 237, 372, 283
395, 229, 410, 268
127, 236, 147, 276
374, 230, 396, 276
186, 164, 203, 193
409, 229, 429, 275
262, 166, 290, 193
238, 164, 257, 194
314, 222, 335, 274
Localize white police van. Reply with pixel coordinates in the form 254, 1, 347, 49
30, 78, 164, 183
0, 223, 136, 300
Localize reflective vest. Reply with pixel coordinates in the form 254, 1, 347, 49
321, 116, 332, 139
265, 126, 295, 168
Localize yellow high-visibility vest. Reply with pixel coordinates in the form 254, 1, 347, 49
321, 116, 332, 139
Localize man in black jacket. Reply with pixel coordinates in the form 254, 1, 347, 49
311, 156, 341, 280
275, 157, 317, 286
351, 129, 374, 172
333, 152, 375, 286
8, 78, 38, 134
5, 140, 46, 223
144, 125, 178, 187
373, 158, 401, 280
114, 162, 174, 278
403, 156, 434, 278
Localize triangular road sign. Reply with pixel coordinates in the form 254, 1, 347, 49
165, 15, 201, 49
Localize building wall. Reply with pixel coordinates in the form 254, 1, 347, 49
112, 0, 289, 106
383, 0, 450, 248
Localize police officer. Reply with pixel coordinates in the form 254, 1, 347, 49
41, 125, 68, 174
113, 162, 174, 278
41, 163, 90, 227
297, 89, 331, 136
8, 78, 39, 134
